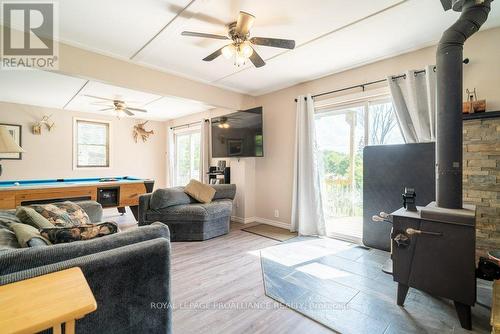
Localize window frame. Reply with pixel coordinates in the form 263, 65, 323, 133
314, 87, 404, 147
73, 117, 112, 170
173, 126, 201, 187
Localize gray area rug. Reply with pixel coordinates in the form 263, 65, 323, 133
260, 237, 491, 334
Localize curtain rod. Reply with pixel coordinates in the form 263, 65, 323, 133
295, 58, 469, 102
170, 119, 209, 130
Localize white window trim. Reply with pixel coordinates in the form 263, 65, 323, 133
73, 117, 112, 170
173, 126, 201, 186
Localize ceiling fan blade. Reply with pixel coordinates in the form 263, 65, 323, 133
249, 47, 265, 68
99, 108, 115, 112
203, 46, 226, 61
124, 109, 135, 116
84, 95, 116, 102
236, 11, 255, 35
250, 37, 295, 49
127, 107, 147, 113
181, 31, 229, 40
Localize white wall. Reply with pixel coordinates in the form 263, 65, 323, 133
0, 102, 167, 188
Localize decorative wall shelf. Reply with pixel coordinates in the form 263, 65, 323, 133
463, 111, 500, 121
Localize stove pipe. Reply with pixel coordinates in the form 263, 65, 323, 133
436, 0, 491, 209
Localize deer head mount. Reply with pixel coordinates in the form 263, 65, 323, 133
32, 115, 55, 135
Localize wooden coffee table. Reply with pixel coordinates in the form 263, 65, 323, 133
0, 267, 97, 334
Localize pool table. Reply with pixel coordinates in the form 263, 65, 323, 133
0, 177, 154, 220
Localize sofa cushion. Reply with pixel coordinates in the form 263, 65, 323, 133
29, 201, 91, 227
184, 179, 216, 204
16, 207, 54, 229
146, 199, 233, 222
150, 187, 196, 210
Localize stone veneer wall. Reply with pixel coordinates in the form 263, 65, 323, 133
463, 117, 500, 257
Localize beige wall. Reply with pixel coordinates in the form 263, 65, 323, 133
252, 27, 500, 226
0, 102, 167, 188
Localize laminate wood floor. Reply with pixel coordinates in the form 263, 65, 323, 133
102, 209, 334, 333
171, 223, 335, 334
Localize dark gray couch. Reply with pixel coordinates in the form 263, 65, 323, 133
0, 201, 172, 334
138, 184, 236, 241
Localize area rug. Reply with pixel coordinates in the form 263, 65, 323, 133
242, 224, 297, 242
260, 237, 491, 334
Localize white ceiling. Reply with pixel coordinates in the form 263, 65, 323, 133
1, 0, 499, 110
40, 0, 500, 96
0, 70, 214, 121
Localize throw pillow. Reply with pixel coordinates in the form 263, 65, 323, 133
29, 202, 91, 227
16, 207, 54, 229
184, 179, 216, 204
40, 222, 118, 244
10, 223, 51, 248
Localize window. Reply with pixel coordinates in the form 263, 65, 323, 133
74, 119, 110, 168
174, 129, 200, 186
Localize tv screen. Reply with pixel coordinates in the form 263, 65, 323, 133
211, 107, 264, 158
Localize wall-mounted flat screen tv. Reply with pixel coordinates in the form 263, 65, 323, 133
211, 107, 263, 158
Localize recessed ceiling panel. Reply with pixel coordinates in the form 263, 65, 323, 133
66, 80, 212, 120
0, 70, 87, 109
58, 0, 192, 58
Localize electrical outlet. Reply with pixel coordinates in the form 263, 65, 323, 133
274, 209, 280, 218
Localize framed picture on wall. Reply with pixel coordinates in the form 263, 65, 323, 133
0, 123, 22, 160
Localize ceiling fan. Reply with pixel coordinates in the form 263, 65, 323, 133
181, 11, 295, 68
84, 95, 147, 116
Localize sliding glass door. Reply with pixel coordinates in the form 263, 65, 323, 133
315, 99, 403, 242
174, 129, 201, 186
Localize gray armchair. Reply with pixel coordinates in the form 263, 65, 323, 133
138, 184, 236, 241
0, 202, 172, 334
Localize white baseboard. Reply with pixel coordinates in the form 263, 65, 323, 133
254, 217, 291, 230
231, 216, 291, 231
231, 216, 257, 224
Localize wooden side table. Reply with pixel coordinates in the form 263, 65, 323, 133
0, 267, 97, 334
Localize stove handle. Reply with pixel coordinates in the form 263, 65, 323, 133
406, 228, 442, 237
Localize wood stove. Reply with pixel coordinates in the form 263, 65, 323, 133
391, 203, 476, 329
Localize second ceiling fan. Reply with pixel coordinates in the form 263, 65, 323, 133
181, 11, 295, 68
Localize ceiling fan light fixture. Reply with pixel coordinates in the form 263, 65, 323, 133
240, 42, 253, 58
222, 44, 236, 59
234, 54, 247, 67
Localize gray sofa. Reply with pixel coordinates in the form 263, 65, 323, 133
0, 201, 172, 334
138, 184, 236, 241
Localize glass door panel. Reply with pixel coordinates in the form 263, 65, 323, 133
316, 105, 365, 242
174, 130, 201, 186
